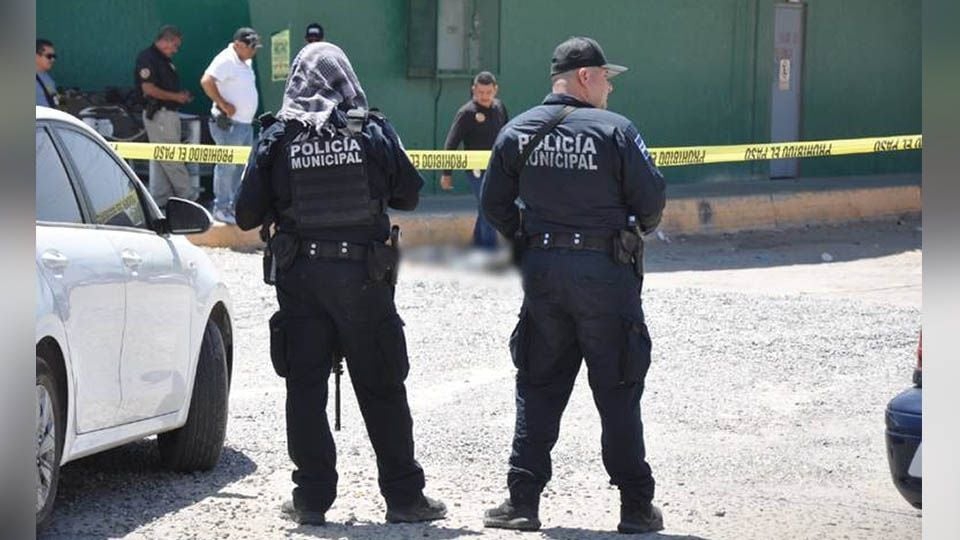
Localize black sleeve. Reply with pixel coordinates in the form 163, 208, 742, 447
135, 51, 159, 89
235, 122, 286, 230
479, 130, 521, 238
443, 110, 468, 151
377, 118, 423, 211
617, 123, 667, 233
234, 149, 268, 231
441, 109, 468, 175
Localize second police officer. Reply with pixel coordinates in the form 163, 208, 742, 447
134, 25, 197, 208
235, 42, 446, 526
480, 36, 667, 534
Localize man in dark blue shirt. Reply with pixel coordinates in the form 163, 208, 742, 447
481, 36, 667, 534
235, 42, 446, 527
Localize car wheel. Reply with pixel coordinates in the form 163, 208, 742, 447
157, 320, 229, 471
36, 354, 64, 530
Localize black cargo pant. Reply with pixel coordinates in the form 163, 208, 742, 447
507, 247, 655, 511
270, 255, 425, 513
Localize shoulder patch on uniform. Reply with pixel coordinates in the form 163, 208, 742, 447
634, 133, 652, 161
475, 112, 486, 123
139, 67, 151, 79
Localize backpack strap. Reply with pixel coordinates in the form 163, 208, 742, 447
513, 105, 576, 176
36, 74, 57, 107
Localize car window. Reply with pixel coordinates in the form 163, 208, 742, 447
36, 128, 83, 224
55, 127, 148, 228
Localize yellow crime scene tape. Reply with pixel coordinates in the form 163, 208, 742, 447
109, 142, 248, 165
110, 134, 921, 170
647, 134, 922, 167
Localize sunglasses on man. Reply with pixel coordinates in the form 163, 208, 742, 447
42, 53, 56, 60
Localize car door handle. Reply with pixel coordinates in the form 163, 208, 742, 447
40, 250, 69, 271
121, 249, 143, 270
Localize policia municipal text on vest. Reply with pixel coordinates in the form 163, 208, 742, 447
259, 109, 399, 288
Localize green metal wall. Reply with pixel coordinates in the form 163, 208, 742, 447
497, 0, 920, 183
37, 0, 920, 191
499, 0, 763, 184
798, 0, 921, 177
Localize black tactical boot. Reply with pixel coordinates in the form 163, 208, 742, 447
617, 503, 664, 534
385, 495, 448, 523
483, 499, 542, 531
280, 499, 326, 526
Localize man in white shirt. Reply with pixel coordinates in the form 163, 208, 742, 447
200, 27, 261, 223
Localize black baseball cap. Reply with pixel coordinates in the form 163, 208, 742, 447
305, 22, 324, 42
550, 36, 627, 77
234, 27, 262, 48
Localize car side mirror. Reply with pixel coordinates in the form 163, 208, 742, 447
165, 197, 213, 235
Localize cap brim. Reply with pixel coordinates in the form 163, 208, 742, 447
603, 64, 628, 77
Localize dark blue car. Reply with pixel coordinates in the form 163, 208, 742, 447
885, 334, 922, 508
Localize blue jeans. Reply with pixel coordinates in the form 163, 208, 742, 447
208, 120, 253, 214
468, 172, 498, 249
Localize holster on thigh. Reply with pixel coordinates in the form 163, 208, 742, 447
269, 311, 289, 377
349, 314, 410, 387
619, 317, 652, 385
509, 307, 531, 373
270, 312, 334, 382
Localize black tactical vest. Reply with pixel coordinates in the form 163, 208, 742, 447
286, 115, 382, 230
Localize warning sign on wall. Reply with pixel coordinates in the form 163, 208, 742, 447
271, 29, 290, 82
779, 58, 791, 91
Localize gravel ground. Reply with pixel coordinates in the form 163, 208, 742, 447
42, 218, 922, 540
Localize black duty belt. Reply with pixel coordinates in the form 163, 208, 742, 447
300, 240, 368, 261
527, 232, 613, 254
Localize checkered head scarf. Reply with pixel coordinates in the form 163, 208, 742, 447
277, 42, 368, 128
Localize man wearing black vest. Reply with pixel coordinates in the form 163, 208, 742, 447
235, 42, 446, 527
480, 36, 667, 534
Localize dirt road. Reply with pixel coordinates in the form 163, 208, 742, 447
44, 217, 922, 540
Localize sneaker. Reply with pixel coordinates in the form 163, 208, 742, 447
280, 499, 326, 526
212, 208, 236, 225
617, 503, 663, 534
385, 495, 447, 523
483, 499, 541, 531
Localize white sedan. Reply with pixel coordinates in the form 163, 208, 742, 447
35, 107, 234, 529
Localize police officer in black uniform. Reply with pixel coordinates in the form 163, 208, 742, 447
235, 42, 446, 526
480, 36, 667, 534
134, 25, 196, 207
